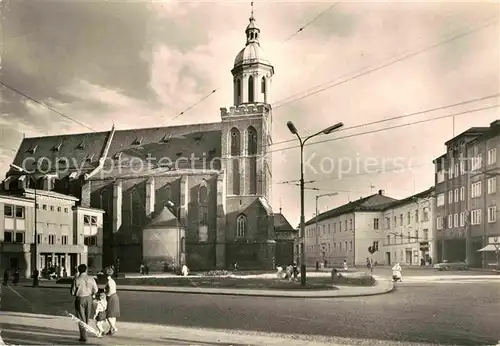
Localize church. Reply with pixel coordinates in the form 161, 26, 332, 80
2, 11, 297, 272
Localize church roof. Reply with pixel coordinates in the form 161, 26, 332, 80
8, 122, 222, 179
273, 213, 296, 232
234, 43, 271, 67
145, 206, 179, 229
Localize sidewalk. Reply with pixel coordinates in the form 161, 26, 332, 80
28, 276, 394, 298
0, 311, 435, 346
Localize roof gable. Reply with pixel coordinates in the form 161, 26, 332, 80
146, 207, 178, 228
273, 213, 295, 232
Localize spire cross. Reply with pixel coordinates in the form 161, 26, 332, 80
250, 1, 254, 19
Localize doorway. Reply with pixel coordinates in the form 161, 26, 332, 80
9, 257, 19, 269
385, 252, 391, 266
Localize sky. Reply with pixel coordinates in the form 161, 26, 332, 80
0, 0, 499, 227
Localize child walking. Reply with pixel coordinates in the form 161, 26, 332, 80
93, 292, 108, 337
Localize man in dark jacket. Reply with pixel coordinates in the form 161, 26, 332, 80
70, 264, 98, 342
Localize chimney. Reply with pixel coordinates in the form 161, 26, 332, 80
145, 177, 155, 216
112, 180, 122, 233
81, 180, 91, 207
378, 189, 384, 195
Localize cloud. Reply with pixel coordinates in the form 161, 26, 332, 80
1, 1, 498, 226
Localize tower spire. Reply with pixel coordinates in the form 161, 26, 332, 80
245, 1, 260, 45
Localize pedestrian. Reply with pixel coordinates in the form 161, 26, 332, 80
343, 260, 348, 271
3, 269, 9, 286
33, 268, 39, 287
92, 292, 108, 337
104, 267, 120, 335
292, 262, 298, 281
144, 264, 149, 276
13, 269, 19, 285
70, 264, 98, 342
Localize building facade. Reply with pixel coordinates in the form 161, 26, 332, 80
381, 188, 436, 266
1, 188, 104, 278
433, 120, 500, 267
2, 12, 294, 272
304, 191, 397, 267
273, 210, 298, 266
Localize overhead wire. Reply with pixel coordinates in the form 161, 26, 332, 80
0, 81, 97, 132
272, 15, 498, 109
269, 94, 499, 148
283, 2, 340, 42
266, 103, 499, 157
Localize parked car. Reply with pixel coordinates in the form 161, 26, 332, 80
433, 260, 468, 271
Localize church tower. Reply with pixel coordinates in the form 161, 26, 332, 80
221, 5, 274, 201
220, 5, 275, 268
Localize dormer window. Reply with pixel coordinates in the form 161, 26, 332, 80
52, 143, 62, 152
193, 135, 202, 143
27, 144, 39, 154
113, 152, 122, 160
76, 141, 86, 150
132, 137, 143, 145
86, 154, 95, 162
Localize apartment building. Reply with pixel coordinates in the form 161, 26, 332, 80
381, 188, 436, 266
0, 188, 104, 278
304, 190, 396, 267
433, 120, 500, 267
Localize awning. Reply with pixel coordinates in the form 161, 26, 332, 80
477, 244, 498, 252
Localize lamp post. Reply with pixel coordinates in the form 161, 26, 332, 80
167, 201, 183, 269
315, 192, 338, 265
286, 121, 344, 285
10, 164, 38, 286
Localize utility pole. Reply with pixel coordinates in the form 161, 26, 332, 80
286, 121, 344, 285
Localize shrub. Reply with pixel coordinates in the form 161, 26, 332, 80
331, 272, 375, 286
200, 270, 229, 277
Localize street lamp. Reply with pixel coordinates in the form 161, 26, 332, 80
166, 200, 183, 269
10, 164, 38, 287
286, 121, 344, 285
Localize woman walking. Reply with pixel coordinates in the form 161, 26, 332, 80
104, 267, 120, 335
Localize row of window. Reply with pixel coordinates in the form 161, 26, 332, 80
436, 148, 497, 183
3, 231, 99, 246
4, 203, 72, 219
307, 240, 354, 253
385, 230, 428, 245
436, 206, 497, 229
235, 75, 267, 104
436, 177, 497, 207
383, 209, 430, 229
306, 219, 354, 237
4, 205, 25, 219
37, 204, 69, 213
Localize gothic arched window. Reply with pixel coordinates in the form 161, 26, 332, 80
248, 75, 254, 103
199, 184, 208, 225
236, 214, 247, 238
249, 157, 257, 195
247, 126, 258, 155
230, 128, 240, 156
232, 159, 240, 195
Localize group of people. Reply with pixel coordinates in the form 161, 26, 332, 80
276, 263, 299, 281
3, 268, 20, 285
70, 264, 121, 342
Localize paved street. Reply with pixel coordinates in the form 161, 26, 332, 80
1, 274, 499, 345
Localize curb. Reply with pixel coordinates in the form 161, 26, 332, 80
22, 280, 395, 298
